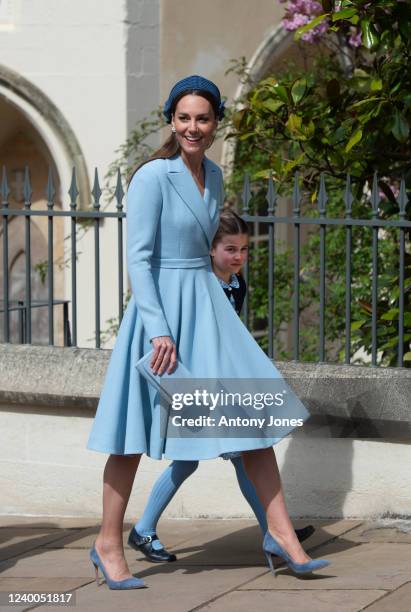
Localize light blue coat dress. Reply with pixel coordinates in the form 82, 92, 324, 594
87, 153, 308, 459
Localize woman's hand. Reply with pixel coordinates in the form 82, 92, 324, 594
150, 336, 177, 375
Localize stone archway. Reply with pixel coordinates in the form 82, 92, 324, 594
0, 62, 90, 210
0, 64, 90, 344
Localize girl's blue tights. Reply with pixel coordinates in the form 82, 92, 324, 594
135, 456, 267, 538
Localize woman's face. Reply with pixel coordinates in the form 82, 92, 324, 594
210, 233, 249, 276
172, 94, 218, 157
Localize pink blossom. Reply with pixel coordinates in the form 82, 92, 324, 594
379, 183, 400, 201
348, 28, 362, 48
280, 0, 329, 43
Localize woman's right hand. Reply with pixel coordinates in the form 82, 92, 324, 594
150, 336, 177, 375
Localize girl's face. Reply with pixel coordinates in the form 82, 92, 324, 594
172, 95, 218, 157
210, 233, 249, 276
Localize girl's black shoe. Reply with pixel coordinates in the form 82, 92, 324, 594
295, 524, 315, 543
128, 528, 177, 563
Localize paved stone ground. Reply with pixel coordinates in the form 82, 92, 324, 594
0, 517, 410, 612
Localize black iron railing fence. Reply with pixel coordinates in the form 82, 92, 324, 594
240, 171, 410, 367
1, 166, 125, 349
1, 165, 410, 366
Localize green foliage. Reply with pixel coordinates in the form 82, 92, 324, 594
224, 1, 411, 365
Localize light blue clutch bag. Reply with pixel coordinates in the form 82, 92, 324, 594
135, 351, 193, 404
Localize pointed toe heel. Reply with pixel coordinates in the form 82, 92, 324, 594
92, 561, 100, 585
264, 552, 276, 576
263, 532, 330, 576
89, 546, 145, 590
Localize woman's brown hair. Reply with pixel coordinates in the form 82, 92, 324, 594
128, 89, 219, 184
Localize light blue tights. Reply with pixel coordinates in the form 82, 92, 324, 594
135, 456, 267, 543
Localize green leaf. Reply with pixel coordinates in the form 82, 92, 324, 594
295, 13, 329, 40
370, 79, 383, 91
361, 20, 379, 50
253, 168, 275, 179
348, 97, 383, 109
379, 338, 401, 350
351, 319, 366, 331
262, 99, 284, 113
390, 82, 402, 95
272, 84, 289, 105
332, 8, 357, 22
238, 132, 257, 141
286, 114, 302, 133
353, 68, 369, 79
301, 119, 315, 138
232, 108, 246, 129
391, 110, 409, 142
284, 153, 305, 174
403, 352, 411, 361
381, 308, 399, 321
291, 78, 307, 104
345, 128, 363, 152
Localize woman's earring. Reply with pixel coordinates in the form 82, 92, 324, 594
171, 125, 176, 133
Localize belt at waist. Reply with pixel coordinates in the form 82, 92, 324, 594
151, 256, 211, 269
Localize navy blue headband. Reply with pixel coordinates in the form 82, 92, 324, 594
163, 75, 225, 123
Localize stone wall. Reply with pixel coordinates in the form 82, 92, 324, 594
1, 344, 410, 519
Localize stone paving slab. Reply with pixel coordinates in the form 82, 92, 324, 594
33, 566, 268, 612
342, 520, 411, 544
239, 541, 411, 591
364, 581, 411, 612
163, 519, 362, 567
0, 549, 96, 579
198, 589, 387, 612
0, 529, 74, 562
0, 517, 100, 529
0, 577, 91, 591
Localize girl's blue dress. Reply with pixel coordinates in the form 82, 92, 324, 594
87, 153, 308, 459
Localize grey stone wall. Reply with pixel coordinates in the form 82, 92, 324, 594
1, 344, 410, 518
1, 344, 409, 439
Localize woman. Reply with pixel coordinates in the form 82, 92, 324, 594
88, 75, 329, 589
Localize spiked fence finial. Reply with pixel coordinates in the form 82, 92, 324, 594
92, 168, 102, 209
46, 167, 55, 208
1, 166, 10, 205
115, 168, 125, 210
266, 173, 277, 214
292, 171, 301, 215
242, 173, 251, 213
23, 165, 32, 207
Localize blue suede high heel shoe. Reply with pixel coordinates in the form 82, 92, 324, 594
263, 532, 330, 576
90, 546, 145, 590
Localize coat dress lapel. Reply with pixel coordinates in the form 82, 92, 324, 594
166, 154, 219, 249
204, 157, 221, 235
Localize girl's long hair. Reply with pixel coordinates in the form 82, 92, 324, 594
128, 89, 219, 184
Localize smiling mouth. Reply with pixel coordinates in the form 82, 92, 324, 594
185, 136, 202, 142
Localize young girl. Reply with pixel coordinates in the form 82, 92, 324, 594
128, 210, 314, 562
